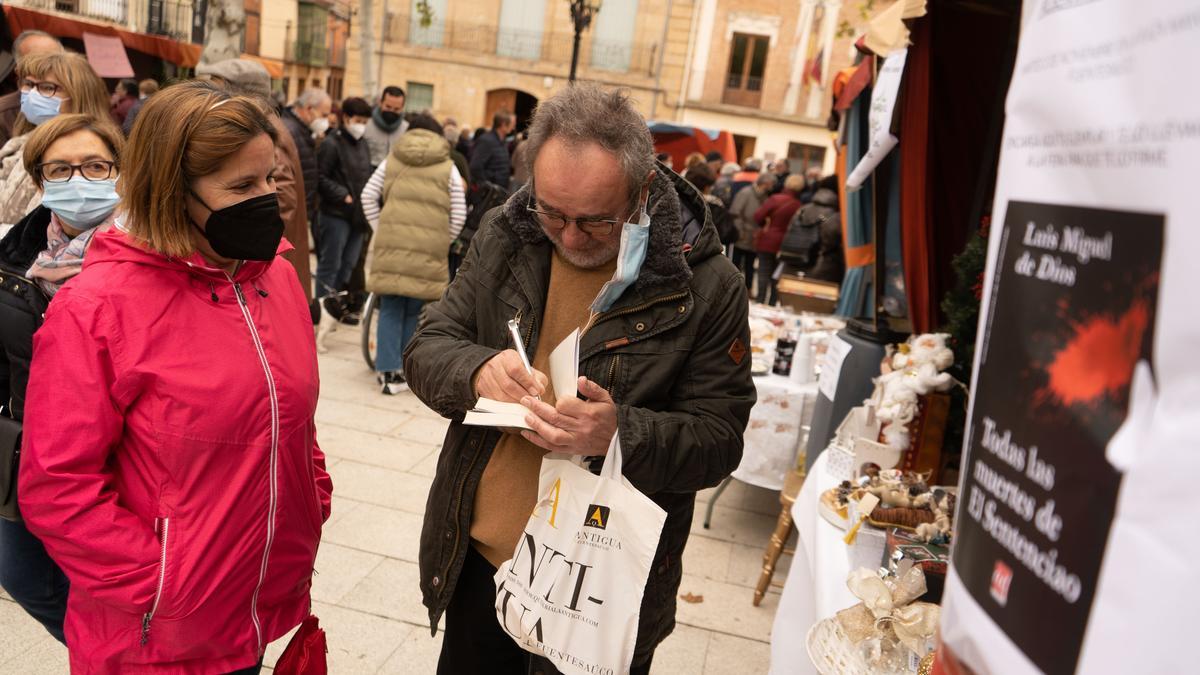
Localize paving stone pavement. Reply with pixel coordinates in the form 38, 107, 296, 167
0, 323, 792, 674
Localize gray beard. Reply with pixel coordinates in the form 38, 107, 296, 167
550, 239, 620, 269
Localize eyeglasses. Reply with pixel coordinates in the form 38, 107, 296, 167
526, 186, 637, 237
20, 78, 64, 98
37, 160, 118, 183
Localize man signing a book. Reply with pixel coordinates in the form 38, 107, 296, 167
404, 83, 756, 675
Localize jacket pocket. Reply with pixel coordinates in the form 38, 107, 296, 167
139, 516, 172, 646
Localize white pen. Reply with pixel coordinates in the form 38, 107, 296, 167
506, 319, 539, 399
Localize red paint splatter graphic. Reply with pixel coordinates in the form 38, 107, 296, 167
1043, 299, 1150, 406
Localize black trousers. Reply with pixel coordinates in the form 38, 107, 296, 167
731, 247, 756, 291
756, 252, 779, 305
438, 546, 654, 675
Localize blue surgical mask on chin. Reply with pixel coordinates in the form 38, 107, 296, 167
20, 90, 63, 126
590, 195, 651, 315
41, 177, 120, 230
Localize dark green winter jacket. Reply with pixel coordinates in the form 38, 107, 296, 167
404, 165, 756, 665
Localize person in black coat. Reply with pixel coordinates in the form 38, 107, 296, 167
784, 177, 844, 283
314, 96, 373, 301
281, 88, 331, 228
684, 163, 739, 249
0, 207, 51, 427
468, 109, 516, 190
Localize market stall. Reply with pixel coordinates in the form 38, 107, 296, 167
765, 0, 1200, 672
705, 305, 842, 528
647, 121, 737, 173
765, 0, 1025, 672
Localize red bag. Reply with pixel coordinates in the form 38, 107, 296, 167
273, 615, 328, 675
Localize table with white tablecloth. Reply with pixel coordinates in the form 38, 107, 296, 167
702, 376, 817, 529
767, 450, 859, 675
733, 376, 819, 490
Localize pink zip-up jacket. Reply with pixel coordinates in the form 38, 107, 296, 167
19, 227, 332, 673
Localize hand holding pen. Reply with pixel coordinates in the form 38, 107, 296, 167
471, 320, 548, 404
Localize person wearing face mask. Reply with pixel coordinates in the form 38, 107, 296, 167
314, 96, 373, 315
0, 30, 64, 148
281, 87, 332, 225
0, 51, 111, 227
17, 81, 331, 674
0, 113, 123, 645
362, 85, 408, 167
196, 58, 316, 318
404, 83, 754, 675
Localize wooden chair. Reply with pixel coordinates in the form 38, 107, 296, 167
753, 464, 807, 606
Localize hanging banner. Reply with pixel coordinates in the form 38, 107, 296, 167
845, 48, 906, 191
939, 1, 1200, 673
82, 32, 134, 78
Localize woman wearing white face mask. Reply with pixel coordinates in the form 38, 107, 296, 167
0, 52, 110, 227
0, 113, 123, 644
314, 96, 373, 315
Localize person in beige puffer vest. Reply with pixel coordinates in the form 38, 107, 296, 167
361, 113, 467, 394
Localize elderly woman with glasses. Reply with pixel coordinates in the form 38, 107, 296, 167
0, 113, 123, 644
0, 51, 111, 226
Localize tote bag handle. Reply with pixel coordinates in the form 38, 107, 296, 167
598, 433, 623, 482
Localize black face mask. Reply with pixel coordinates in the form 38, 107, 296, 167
379, 110, 401, 125
191, 192, 285, 262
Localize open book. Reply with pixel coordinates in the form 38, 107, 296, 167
462, 328, 580, 430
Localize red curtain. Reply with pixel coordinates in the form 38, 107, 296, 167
899, 17, 935, 332
899, 4, 1013, 332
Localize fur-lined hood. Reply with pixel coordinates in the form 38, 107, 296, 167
499, 165, 723, 295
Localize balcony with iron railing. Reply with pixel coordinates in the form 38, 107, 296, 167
723, 72, 763, 108
12, 0, 129, 25
287, 39, 329, 67
12, 0, 199, 42
140, 0, 195, 42
383, 13, 657, 77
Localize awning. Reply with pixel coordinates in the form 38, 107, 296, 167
82, 32, 134, 78
241, 54, 285, 79
5, 5, 201, 68
5, 6, 284, 78
646, 120, 724, 141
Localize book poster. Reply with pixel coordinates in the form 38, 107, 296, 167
938, 1, 1200, 672
952, 200, 1163, 674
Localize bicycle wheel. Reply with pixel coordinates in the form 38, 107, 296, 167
360, 292, 379, 370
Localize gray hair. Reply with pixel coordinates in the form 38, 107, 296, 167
14, 30, 62, 57
295, 87, 331, 109
744, 157, 763, 172
524, 83, 654, 202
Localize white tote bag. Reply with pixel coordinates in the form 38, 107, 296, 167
493, 433, 667, 675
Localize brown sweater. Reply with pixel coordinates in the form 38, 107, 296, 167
470, 249, 617, 567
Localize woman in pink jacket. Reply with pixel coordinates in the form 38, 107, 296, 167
18, 80, 332, 673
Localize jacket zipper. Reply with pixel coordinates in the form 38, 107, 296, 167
231, 280, 281, 655
140, 517, 170, 646
607, 355, 621, 391
512, 308, 534, 348
587, 290, 690, 334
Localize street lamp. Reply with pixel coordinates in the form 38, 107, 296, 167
568, 0, 602, 82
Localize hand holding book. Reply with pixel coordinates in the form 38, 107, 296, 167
464, 329, 614, 450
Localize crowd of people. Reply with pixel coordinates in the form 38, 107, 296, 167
674, 150, 845, 306
0, 25, 837, 675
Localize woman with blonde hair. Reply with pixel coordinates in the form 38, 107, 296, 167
19, 80, 331, 674
0, 51, 110, 225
